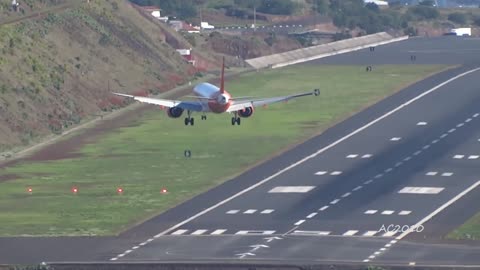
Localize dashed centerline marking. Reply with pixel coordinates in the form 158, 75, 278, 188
294, 220, 306, 226
306, 212, 317, 219
319, 206, 329, 211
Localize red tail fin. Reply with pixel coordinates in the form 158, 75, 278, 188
220, 57, 225, 93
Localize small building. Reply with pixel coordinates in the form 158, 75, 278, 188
176, 49, 195, 65
364, 0, 389, 7
141, 6, 168, 22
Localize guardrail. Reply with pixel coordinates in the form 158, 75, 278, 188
246, 32, 409, 69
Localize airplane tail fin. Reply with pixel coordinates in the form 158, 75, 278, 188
220, 57, 225, 93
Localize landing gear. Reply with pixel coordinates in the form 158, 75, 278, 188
201, 115, 207, 120
231, 112, 241, 125
184, 110, 194, 126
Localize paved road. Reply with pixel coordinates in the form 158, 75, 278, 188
2, 37, 480, 266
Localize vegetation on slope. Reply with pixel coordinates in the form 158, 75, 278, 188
0, 0, 195, 152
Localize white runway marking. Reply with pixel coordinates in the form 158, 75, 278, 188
363, 231, 378, 237
440, 133, 448, 139
191, 229, 207, 235
226, 210, 239, 214
390, 137, 401, 141
315, 171, 327, 175
330, 171, 342, 175
381, 210, 394, 215
211, 229, 227, 235
364, 179, 373, 185
292, 230, 330, 236
269, 186, 315, 193
449, 128, 456, 133
432, 139, 439, 144
306, 212, 317, 218
382, 231, 397, 237
115, 68, 480, 261
453, 155, 465, 159
426, 171, 438, 176
244, 209, 257, 214
235, 230, 275, 235
330, 199, 340, 204
417, 122, 427, 126
319, 206, 329, 211
171, 229, 188, 235
343, 230, 358, 236
398, 210, 412, 215
341, 192, 351, 198
468, 155, 479, 159
374, 173, 383, 179
261, 209, 275, 214
347, 154, 358, 158
365, 210, 378, 214
385, 168, 393, 173
398, 186, 444, 194
294, 220, 305, 226
353, 186, 363, 191
441, 172, 453, 177
362, 154, 372, 158
457, 123, 464, 128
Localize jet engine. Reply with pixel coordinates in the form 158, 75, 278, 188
167, 107, 184, 118
238, 106, 254, 118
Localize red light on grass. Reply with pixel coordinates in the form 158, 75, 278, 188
161, 188, 168, 194
71, 187, 78, 194
117, 187, 124, 194
27, 187, 33, 193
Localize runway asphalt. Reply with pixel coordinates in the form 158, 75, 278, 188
2, 36, 480, 267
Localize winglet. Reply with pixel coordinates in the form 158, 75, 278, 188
220, 57, 225, 93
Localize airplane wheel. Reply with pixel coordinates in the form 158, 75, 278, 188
184, 118, 189, 126
231, 117, 236, 125
236, 117, 241, 125
190, 118, 194, 126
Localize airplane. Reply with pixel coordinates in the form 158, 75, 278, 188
113, 58, 320, 126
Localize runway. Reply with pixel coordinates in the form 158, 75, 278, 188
2, 36, 480, 266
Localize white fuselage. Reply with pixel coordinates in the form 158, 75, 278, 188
193, 82, 232, 113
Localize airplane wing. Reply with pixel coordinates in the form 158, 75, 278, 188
226, 89, 319, 112
112, 92, 204, 111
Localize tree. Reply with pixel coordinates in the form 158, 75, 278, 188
474, 16, 480, 26
257, 0, 299, 15
310, 0, 328, 15
365, 3, 379, 12
448, 12, 468, 25
419, 0, 435, 6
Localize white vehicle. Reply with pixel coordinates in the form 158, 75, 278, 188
449, 28, 471, 37
200, 21, 215, 30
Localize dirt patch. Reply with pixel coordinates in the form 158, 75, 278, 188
0, 174, 19, 182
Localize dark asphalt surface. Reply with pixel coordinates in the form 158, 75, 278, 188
2, 36, 480, 266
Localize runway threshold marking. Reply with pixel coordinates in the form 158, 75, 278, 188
363, 180, 480, 262
110, 67, 480, 261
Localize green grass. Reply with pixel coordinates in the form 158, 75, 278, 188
0, 64, 449, 236
447, 213, 480, 241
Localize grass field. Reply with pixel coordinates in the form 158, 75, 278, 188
0, 64, 449, 236
447, 213, 480, 240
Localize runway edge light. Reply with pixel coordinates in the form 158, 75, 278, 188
71, 186, 78, 194
27, 187, 32, 194
161, 188, 168, 194
117, 187, 124, 194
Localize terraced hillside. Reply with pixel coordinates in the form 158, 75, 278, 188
0, 0, 196, 152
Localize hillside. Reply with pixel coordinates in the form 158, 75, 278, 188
0, 0, 198, 152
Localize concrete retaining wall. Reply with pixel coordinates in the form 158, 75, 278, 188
246, 32, 409, 69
